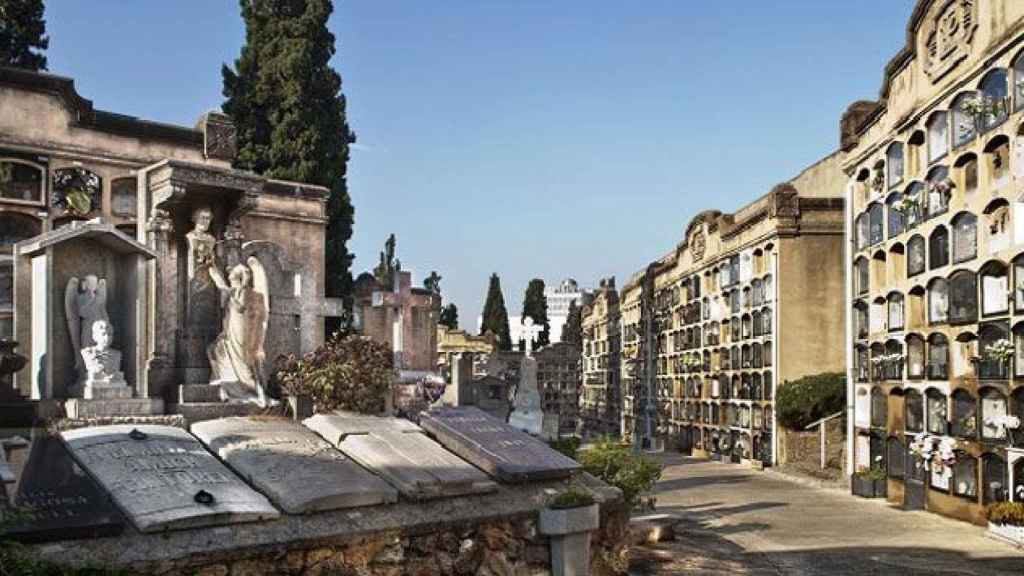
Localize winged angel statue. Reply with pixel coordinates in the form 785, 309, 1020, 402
207, 256, 271, 407
65, 275, 109, 388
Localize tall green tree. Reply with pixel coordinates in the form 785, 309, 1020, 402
562, 300, 583, 349
0, 0, 48, 71
522, 278, 550, 351
480, 273, 511, 351
222, 0, 355, 304
439, 303, 458, 330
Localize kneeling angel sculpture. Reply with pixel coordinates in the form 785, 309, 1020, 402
207, 257, 272, 406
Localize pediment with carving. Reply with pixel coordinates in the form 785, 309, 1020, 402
920, 0, 978, 83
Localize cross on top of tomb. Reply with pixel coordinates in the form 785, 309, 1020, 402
522, 317, 543, 357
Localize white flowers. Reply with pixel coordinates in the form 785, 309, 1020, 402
909, 433, 959, 469
984, 339, 1014, 364
983, 414, 1021, 435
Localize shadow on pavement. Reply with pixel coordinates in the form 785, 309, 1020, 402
630, 516, 1024, 576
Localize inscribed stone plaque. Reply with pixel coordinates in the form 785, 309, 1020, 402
191, 417, 397, 514
420, 407, 581, 483
61, 424, 279, 533
1, 434, 124, 542
304, 412, 497, 500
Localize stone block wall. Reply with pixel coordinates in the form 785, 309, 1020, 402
139, 505, 628, 576
778, 417, 846, 479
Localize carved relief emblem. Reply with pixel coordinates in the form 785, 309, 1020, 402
203, 114, 238, 162
691, 232, 706, 262
922, 0, 977, 83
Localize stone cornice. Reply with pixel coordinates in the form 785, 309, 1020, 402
0, 67, 203, 148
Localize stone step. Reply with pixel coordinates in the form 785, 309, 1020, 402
173, 402, 262, 424
85, 386, 135, 400
179, 384, 223, 403
65, 398, 164, 419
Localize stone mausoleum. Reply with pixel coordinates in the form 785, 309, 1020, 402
0, 66, 343, 421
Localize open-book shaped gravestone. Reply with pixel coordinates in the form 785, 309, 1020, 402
191, 417, 397, 514
420, 406, 581, 483
1, 433, 124, 542
60, 424, 278, 533
303, 412, 497, 500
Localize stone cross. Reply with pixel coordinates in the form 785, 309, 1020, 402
522, 317, 542, 357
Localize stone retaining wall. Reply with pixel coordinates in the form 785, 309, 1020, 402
778, 417, 846, 478
29, 475, 629, 576
169, 505, 628, 576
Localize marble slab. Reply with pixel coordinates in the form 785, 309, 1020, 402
304, 412, 497, 500
1, 434, 125, 542
420, 407, 581, 483
60, 424, 279, 533
191, 417, 397, 514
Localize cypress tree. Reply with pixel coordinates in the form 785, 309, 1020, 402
522, 278, 550, 351
222, 0, 355, 304
480, 273, 511, 351
562, 300, 582, 349
0, 0, 48, 71
439, 303, 458, 330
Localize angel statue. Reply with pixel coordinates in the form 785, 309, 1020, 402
65, 275, 109, 388
206, 256, 271, 406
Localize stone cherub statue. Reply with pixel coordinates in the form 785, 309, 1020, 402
80, 319, 128, 398
206, 257, 271, 406
64, 274, 109, 387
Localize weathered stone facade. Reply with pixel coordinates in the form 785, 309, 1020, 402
535, 342, 581, 436
0, 67, 334, 413
589, 154, 846, 463
27, 475, 628, 576
845, 0, 1024, 526
580, 277, 622, 438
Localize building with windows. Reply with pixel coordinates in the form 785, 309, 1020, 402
615, 154, 846, 463
535, 341, 581, 436
846, 0, 1024, 525
580, 277, 622, 438
0, 67, 336, 409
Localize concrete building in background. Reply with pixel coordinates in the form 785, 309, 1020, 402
596, 153, 847, 462
535, 341, 582, 436
580, 277, 622, 438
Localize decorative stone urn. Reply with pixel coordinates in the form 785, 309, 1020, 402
539, 503, 600, 576
0, 339, 28, 402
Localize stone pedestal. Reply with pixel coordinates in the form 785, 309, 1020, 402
508, 356, 542, 435
538, 504, 600, 576
65, 397, 164, 419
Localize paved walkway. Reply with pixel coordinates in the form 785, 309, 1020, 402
629, 454, 1024, 575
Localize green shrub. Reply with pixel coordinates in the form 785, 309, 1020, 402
986, 501, 1024, 526
577, 437, 662, 507
854, 465, 886, 481
775, 372, 846, 430
548, 437, 581, 460
275, 333, 394, 415
547, 487, 595, 510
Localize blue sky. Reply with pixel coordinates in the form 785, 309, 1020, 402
45, 1, 914, 330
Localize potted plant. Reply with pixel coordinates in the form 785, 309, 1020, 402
985, 498, 1024, 547
851, 456, 887, 498
540, 488, 601, 576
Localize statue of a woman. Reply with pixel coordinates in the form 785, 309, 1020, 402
186, 205, 218, 324
207, 257, 270, 406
